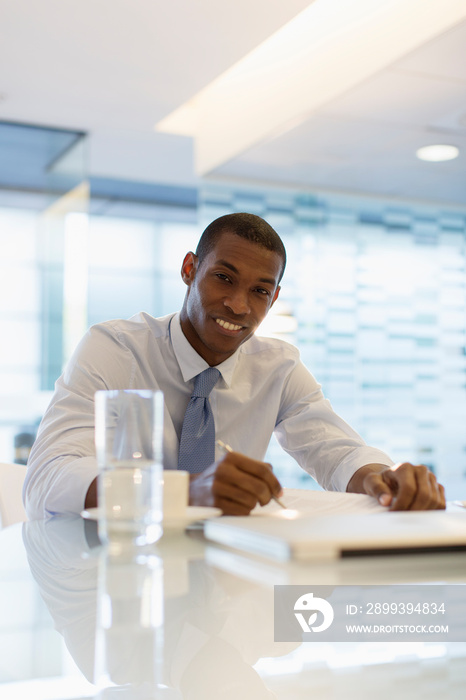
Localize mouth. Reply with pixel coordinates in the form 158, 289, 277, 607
215, 317, 245, 333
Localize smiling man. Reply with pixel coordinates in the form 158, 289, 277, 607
180, 229, 282, 366
25, 213, 445, 519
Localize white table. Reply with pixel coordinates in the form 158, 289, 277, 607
1, 515, 465, 699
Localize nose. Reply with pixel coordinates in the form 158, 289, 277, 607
224, 288, 250, 316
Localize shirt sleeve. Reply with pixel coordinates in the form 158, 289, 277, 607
24, 323, 134, 519
274, 360, 394, 491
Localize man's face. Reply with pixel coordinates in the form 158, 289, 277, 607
180, 232, 282, 366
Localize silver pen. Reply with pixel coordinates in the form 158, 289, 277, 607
216, 439, 286, 509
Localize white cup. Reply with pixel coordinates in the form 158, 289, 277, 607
162, 470, 189, 520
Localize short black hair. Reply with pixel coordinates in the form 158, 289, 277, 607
195, 212, 286, 283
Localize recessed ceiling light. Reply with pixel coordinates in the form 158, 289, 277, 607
416, 144, 459, 162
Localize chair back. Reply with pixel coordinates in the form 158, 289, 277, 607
0, 462, 28, 529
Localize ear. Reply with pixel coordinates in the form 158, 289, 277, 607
270, 285, 280, 307
181, 252, 198, 286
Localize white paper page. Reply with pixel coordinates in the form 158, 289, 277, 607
252, 488, 386, 517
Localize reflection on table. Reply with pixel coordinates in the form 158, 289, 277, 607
0, 514, 465, 699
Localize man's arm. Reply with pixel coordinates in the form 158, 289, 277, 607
84, 453, 283, 515
347, 462, 446, 510
25, 323, 134, 519
270, 358, 446, 511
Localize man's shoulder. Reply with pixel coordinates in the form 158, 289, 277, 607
90, 312, 175, 341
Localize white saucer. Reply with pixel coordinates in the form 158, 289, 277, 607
81, 506, 221, 531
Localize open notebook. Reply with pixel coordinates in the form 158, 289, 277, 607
203, 489, 466, 561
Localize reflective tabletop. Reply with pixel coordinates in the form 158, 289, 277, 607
1, 515, 465, 699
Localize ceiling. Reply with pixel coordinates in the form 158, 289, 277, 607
1, 0, 466, 207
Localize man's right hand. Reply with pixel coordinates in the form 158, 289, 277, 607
188, 450, 283, 515
85, 477, 98, 510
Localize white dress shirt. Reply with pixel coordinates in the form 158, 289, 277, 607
24, 312, 393, 519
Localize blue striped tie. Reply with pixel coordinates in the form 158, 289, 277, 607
178, 367, 221, 473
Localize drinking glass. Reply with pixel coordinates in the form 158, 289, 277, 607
95, 389, 164, 545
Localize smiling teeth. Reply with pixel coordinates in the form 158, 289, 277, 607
216, 319, 242, 331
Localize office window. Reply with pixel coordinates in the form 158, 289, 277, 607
0, 202, 45, 461
0, 206, 41, 393
0, 192, 199, 463
87, 216, 161, 326
87, 214, 198, 328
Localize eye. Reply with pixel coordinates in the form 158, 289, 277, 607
216, 273, 231, 283
254, 287, 270, 296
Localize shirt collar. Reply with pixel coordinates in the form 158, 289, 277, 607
170, 313, 239, 388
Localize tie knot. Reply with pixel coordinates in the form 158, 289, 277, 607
192, 367, 220, 398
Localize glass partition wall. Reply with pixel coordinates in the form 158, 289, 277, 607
199, 183, 466, 497
0, 122, 88, 464
1, 125, 466, 499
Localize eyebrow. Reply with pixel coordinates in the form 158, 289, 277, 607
216, 259, 278, 287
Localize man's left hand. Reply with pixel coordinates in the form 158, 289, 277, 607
348, 462, 446, 510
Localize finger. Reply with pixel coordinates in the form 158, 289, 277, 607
232, 452, 283, 493
216, 458, 277, 507
384, 464, 418, 511
404, 465, 446, 510
219, 499, 255, 516
437, 481, 446, 510
362, 470, 395, 507
403, 465, 437, 511
429, 472, 446, 510
218, 452, 283, 502
212, 478, 259, 514
386, 464, 445, 511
